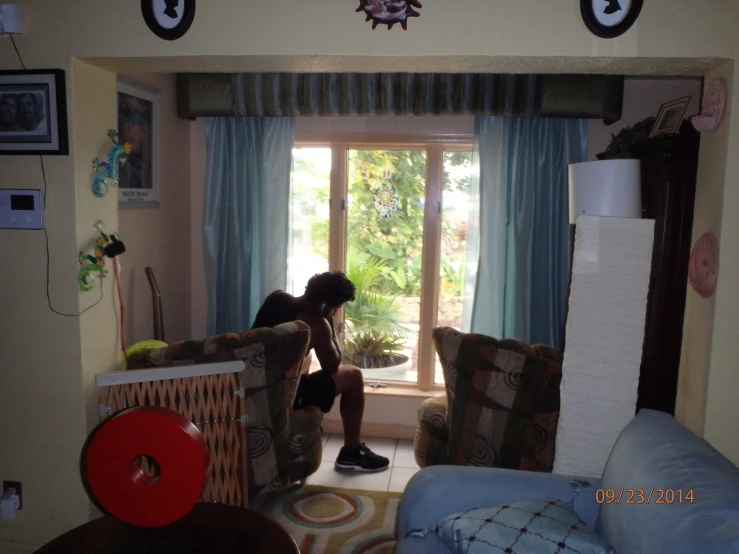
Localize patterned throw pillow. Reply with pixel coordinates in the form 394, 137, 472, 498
405, 499, 614, 554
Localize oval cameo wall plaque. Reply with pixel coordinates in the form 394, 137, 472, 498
691, 79, 727, 132
581, 0, 644, 39
141, 0, 196, 41
688, 232, 720, 299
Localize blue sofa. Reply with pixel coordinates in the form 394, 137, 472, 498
396, 409, 739, 553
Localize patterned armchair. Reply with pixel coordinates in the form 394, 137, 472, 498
414, 327, 562, 473
125, 321, 323, 499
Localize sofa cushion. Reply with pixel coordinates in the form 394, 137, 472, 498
406, 497, 613, 554
433, 327, 562, 472
596, 409, 739, 554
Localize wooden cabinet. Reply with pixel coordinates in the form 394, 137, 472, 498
631, 132, 700, 415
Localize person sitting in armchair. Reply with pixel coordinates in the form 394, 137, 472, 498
251, 271, 390, 473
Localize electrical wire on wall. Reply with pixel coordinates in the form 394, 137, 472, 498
113, 258, 129, 365
10, 35, 104, 317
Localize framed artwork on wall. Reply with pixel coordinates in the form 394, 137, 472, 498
117, 77, 160, 206
0, 69, 69, 155
650, 96, 692, 137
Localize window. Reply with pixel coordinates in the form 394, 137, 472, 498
289, 136, 475, 390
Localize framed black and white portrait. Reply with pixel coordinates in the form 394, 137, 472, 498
0, 70, 68, 155
581, 0, 644, 39
141, 0, 196, 41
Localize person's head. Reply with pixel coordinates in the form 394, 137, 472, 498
304, 271, 356, 309
18, 93, 38, 128
0, 94, 18, 125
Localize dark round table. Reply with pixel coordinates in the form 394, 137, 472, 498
36, 503, 299, 554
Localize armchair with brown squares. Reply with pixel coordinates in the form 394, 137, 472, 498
100, 321, 323, 505
414, 327, 563, 473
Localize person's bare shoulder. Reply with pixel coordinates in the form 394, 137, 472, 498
294, 307, 323, 330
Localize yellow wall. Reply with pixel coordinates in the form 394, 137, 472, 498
1, 0, 738, 550
118, 72, 192, 346
676, 62, 733, 436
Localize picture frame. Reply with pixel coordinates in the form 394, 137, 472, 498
580, 0, 644, 39
141, 0, 196, 41
0, 69, 69, 155
650, 96, 692, 138
117, 77, 160, 206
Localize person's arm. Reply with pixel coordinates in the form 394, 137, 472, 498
324, 310, 344, 359
311, 317, 342, 374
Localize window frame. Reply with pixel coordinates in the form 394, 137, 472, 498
294, 132, 473, 392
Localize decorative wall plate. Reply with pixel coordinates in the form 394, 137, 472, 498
691, 78, 726, 132
580, 0, 643, 39
688, 232, 720, 299
374, 183, 399, 217
141, 0, 196, 41
356, 0, 422, 30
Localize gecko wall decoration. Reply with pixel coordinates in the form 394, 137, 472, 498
78, 221, 126, 292
91, 129, 133, 198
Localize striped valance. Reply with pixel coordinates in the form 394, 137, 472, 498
177, 73, 623, 122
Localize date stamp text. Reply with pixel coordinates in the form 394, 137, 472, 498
595, 488, 694, 504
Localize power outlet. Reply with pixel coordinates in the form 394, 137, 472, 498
3, 481, 22, 510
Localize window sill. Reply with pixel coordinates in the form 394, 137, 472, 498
363, 384, 445, 399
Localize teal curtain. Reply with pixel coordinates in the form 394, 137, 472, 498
202, 117, 295, 335
464, 116, 587, 349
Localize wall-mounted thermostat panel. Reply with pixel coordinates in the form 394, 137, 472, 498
0, 190, 44, 230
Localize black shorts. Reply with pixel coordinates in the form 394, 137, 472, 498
293, 370, 337, 413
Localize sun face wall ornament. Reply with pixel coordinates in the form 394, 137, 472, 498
357, 0, 422, 30
141, 0, 196, 41
580, 0, 643, 39
374, 183, 399, 218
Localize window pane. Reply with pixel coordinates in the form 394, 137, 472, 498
344, 149, 426, 383
435, 150, 474, 384
289, 147, 331, 373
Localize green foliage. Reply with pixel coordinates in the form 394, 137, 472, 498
345, 149, 472, 298
291, 149, 331, 258
596, 117, 656, 160
440, 259, 465, 298
342, 249, 413, 368
290, 147, 473, 302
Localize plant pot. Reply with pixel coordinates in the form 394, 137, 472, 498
351, 353, 412, 381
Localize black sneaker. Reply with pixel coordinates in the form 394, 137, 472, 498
335, 443, 390, 473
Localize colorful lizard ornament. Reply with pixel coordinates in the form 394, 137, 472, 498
91, 130, 134, 198
78, 221, 125, 292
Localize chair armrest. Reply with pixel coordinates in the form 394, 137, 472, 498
398, 466, 601, 536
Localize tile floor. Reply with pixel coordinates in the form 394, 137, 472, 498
307, 434, 420, 493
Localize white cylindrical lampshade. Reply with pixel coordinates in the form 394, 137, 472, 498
568, 159, 642, 224
0, 4, 22, 35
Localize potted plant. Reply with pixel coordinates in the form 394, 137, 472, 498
342, 251, 414, 377
596, 116, 655, 160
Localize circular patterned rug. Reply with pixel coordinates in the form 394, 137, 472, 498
253, 485, 400, 554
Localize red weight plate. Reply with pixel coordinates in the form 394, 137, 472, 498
85, 406, 210, 527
